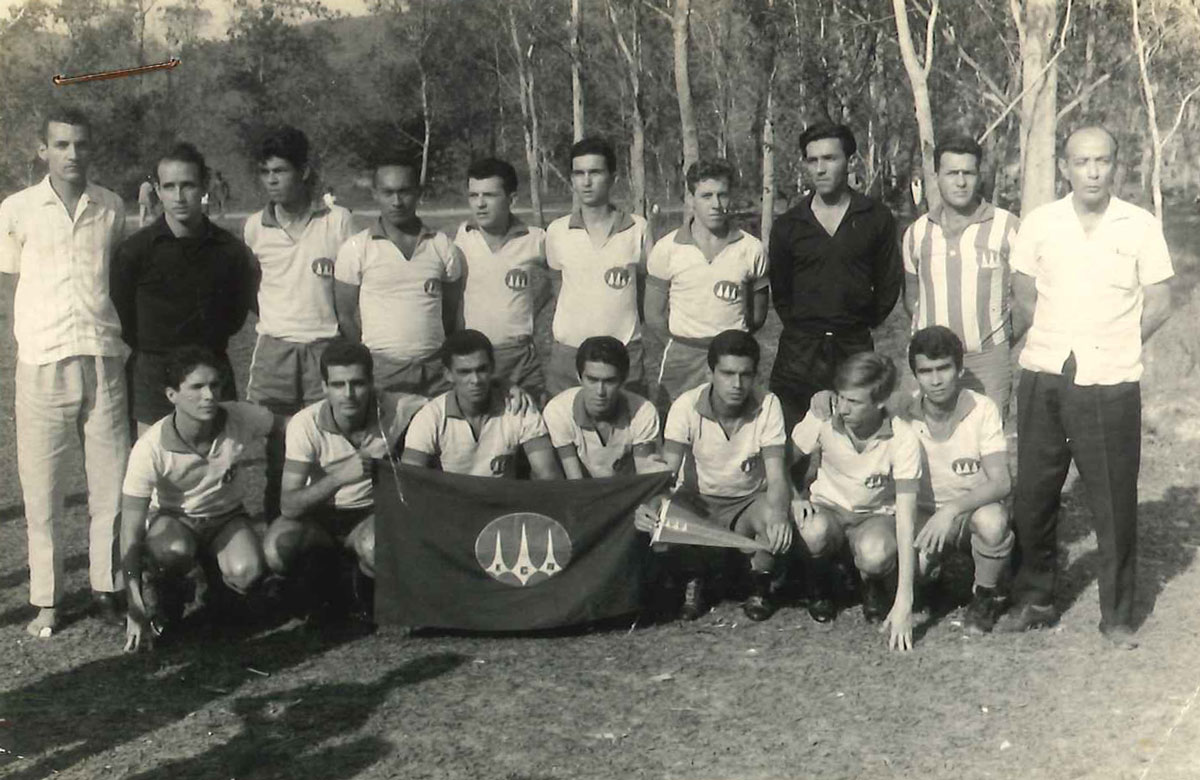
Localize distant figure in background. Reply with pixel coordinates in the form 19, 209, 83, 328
210, 170, 230, 217
137, 175, 158, 227
322, 188, 337, 210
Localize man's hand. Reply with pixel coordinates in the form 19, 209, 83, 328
882, 601, 914, 652
809, 390, 835, 421
124, 614, 155, 653
914, 506, 960, 555
633, 502, 660, 533
329, 451, 373, 487
761, 516, 793, 555
504, 384, 535, 416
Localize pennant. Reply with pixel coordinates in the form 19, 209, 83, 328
649, 495, 771, 551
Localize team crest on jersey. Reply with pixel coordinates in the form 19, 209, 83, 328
740, 453, 762, 474
977, 249, 1002, 269
505, 268, 530, 291
863, 472, 891, 489
221, 465, 238, 485
423, 278, 442, 297
489, 454, 513, 476
604, 266, 631, 290
310, 257, 335, 278
474, 512, 573, 587
611, 451, 633, 474
952, 458, 982, 476
712, 280, 742, 302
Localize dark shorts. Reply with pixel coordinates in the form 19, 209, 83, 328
247, 334, 332, 416
374, 351, 451, 397
148, 506, 252, 550
547, 339, 647, 397
130, 350, 236, 425
493, 338, 546, 400
308, 505, 375, 542
655, 336, 711, 411
769, 327, 873, 431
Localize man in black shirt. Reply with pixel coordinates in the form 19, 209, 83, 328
767, 123, 902, 434
111, 143, 259, 432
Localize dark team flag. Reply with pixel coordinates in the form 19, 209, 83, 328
374, 464, 673, 631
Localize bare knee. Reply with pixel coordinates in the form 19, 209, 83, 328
145, 527, 197, 576
853, 527, 897, 576
263, 519, 309, 575
798, 508, 841, 558
353, 521, 375, 576
221, 551, 265, 594
970, 503, 1010, 548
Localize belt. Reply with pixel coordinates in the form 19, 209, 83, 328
668, 334, 714, 349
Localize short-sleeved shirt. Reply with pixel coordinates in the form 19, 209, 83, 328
543, 386, 659, 477
334, 220, 464, 363
455, 219, 546, 346
647, 221, 769, 340
0, 176, 128, 365
123, 402, 275, 517
908, 389, 1006, 511
1011, 195, 1173, 385
791, 412, 922, 514
902, 202, 1019, 352
286, 391, 427, 509
243, 202, 354, 343
546, 208, 649, 347
664, 384, 786, 498
405, 389, 550, 477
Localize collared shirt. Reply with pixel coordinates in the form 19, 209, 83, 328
647, 220, 768, 339
545, 207, 649, 347
455, 218, 547, 346
791, 411, 922, 514
110, 215, 258, 353
903, 201, 1020, 352
767, 191, 902, 332
664, 383, 786, 498
542, 386, 660, 477
907, 388, 1006, 511
1011, 195, 1173, 385
286, 390, 426, 509
243, 201, 354, 343
123, 401, 275, 517
0, 176, 127, 365
404, 388, 551, 477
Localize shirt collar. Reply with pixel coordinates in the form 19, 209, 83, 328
572, 389, 631, 431
673, 218, 744, 247
1060, 192, 1138, 227
444, 387, 506, 421
148, 214, 229, 245
694, 384, 763, 423
830, 411, 894, 441
36, 174, 100, 212
369, 217, 437, 244
260, 200, 330, 229
567, 206, 636, 236
315, 396, 379, 436
927, 199, 994, 227
799, 189, 876, 221
160, 408, 228, 455
916, 388, 977, 433
465, 216, 530, 240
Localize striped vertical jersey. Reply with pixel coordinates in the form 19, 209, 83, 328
902, 203, 1019, 353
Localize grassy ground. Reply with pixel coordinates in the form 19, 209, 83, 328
1, 207, 1199, 779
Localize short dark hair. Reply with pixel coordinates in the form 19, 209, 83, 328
834, 352, 897, 403
707, 329, 761, 371
908, 326, 965, 373
257, 126, 309, 171
467, 157, 519, 194
41, 104, 90, 142
799, 123, 857, 158
686, 158, 737, 194
320, 338, 374, 382
575, 336, 630, 381
164, 346, 225, 390
156, 142, 209, 185
373, 158, 421, 187
934, 135, 983, 172
441, 329, 494, 368
570, 137, 617, 174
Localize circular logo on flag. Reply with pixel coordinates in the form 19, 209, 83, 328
475, 512, 573, 587
712, 280, 741, 302
423, 278, 442, 297
505, 268, 530, 290
604, 266, 631, 290
311, 257, 335, 278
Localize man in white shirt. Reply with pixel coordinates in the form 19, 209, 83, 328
999, 126, 1174, 649
0, 106, 131, 637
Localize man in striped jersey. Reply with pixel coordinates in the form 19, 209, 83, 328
901, 136, 1021, 417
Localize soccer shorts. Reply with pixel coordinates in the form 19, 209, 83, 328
655, 336, 711, 410
492, 337, 546, 401
373, 352, 450, 397
148, 506, 252, 551
246, 334, 331, 416
307, 505, 374, 543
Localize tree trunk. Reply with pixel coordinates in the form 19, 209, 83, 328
571, 0, 585, 142
1130, 0, 1163, 217
761, 58, 777, 253
892, 0, 940, 213
509, 9, 544, 226
607, 0, 646, 216
1017, 0, 1059, 212
672, 0, 699, 174
419, 62, 431, 187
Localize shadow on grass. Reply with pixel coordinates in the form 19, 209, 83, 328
0, 492, 88, 524
119, 652, 468, 780
0, 625, 366, 780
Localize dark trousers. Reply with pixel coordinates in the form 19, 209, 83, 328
1013, 357, 1141, 629
768, 327, 873, 432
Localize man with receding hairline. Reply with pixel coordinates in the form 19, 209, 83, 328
999, 125, 1174, 649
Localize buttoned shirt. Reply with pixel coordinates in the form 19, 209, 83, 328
908, 389, 1006, 512
543, 386, 659, 477
546, 208, 649, 347
767, 191, 902, 332
335, 220, 464, 363
110, 216, 258, 353
1011, 195, 1173, 385
647, 220, 768, 340
0, 176, 128, 365
243, 202, 354, 343
903, 202, 1019, 352
404, 389, 551, 478
455, 219, 546, 346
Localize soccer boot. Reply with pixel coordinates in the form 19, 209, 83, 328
680, 577, 708, 621
861, 569, 897, 624
804, 557, 837, 623
742, 570, 776, 622
963, 586, 1001, 636
994, 602, 1058, 633
90, 591, 125, 625
350, 567, 376, 626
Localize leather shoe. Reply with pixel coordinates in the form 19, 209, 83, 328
995, 603, 1057, 633
680, 577, 707, 621
91, 591, 124, 625
1100, 625, 1138, 650
807, 597, 836, 623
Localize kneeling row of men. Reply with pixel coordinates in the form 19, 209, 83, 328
122, 324, 1010, 654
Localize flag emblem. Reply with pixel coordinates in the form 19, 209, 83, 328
474, 512, 573, 587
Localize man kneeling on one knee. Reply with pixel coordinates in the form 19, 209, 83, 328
121, 347, 285, 651
265, 340, 425, 620
635, 330, 792, 622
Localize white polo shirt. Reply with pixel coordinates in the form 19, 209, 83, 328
543, 386, 659, 477
243, 202, 354, 343
335, 220, 464, 363
455, 219, 546, 347
286, 391, 427, 509
546, 208, 649, 347
664, 384, 786, 498
123, 402, 275, 517
1011, 195, 1173, 385
791, 412, 922, 514
0, 176, 128, 365
908, 389, 1006, 512
647, 221, 768, 340
405, 389, 550, 477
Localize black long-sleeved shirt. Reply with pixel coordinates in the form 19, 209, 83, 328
110, 216, 259, 353
767, 192, 902, 332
